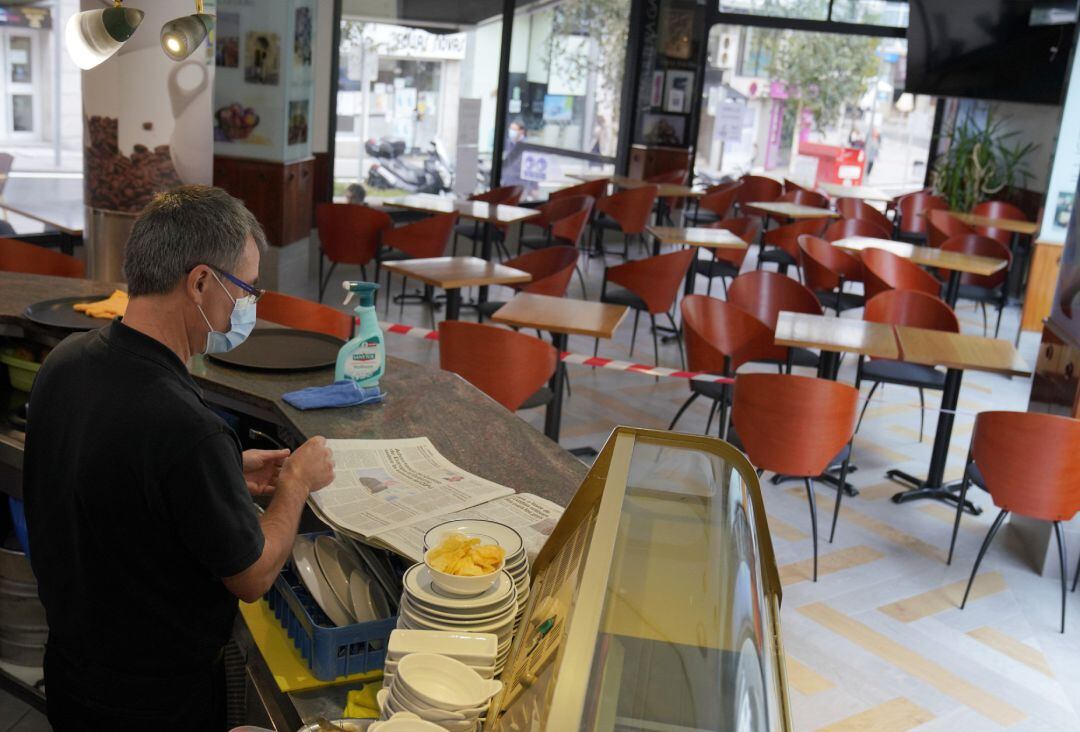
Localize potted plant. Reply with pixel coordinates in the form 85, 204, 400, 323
930, 111, 1036, 211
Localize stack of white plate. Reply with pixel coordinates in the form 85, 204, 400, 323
377, 653, 502, 732
383, 629, 498, 691
291, 535, 392, 627
423, 521, 531, 637
397, 563, 517, 673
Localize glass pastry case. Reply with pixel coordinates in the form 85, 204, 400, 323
487, 427, 790, 731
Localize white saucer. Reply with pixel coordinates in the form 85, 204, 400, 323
424, 520, 524, 559
403, 564, 514, 611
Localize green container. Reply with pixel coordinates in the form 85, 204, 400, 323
0, 353, 40, 393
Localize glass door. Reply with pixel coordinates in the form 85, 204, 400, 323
2, 29, 39, 141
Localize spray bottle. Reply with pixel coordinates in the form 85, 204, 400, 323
336, 281, 384, 388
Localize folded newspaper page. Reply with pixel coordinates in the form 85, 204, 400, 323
309, 437, 515, 537
371, 493, 564, 564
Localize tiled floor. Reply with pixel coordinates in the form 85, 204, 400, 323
6, 228, 1077, 731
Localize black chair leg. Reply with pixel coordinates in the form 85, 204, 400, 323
665, 312, 685, 369
668, 392, 700, 431
918, 388, 926, 442
649, 314, 660, 381
317, 253, 325, 302
704, 399, 719, 435
854, 381, 881, 434
1073, 546, 1080, 592
720, 275, 729, 299
1053, 521, 1067, 633
994, 302, 1005, 339
574, 265, 588, 299
828, 453, 851, 543
980, 302, 988, 337
593, 337, 600, 359
947, 459, 974, 565
629, 309, 641, 358
804, 477, 819, 582
961, 509, 1009, 609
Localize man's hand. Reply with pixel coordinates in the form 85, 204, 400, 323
242, 448, 290, 497
280, 437, 335, 494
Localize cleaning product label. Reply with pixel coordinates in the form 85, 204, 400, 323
344, 337, 383, 381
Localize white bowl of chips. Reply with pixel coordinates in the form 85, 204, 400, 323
424, 532, 506, 596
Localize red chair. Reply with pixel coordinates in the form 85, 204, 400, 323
476, 246, 579, 321
784, 178, 813, 194
860, 247, 942, 300
599, 248, 695, 368
315, 203, 390, 302
454, 185, 524, 258
691, 217, 762, 297
926, 209, 973, 249
518, 195, 594, 251
835, 198, 892, 234
591, 185, 658, 259
856, 290, 959, 441
735, 175, 783, 210
940, 234, 1012, 337
549, 178, 607, 203
257, 291, 353, 340
686, 182, 741, 226
952, 411, 1080, 632
728, 270, 823, 371
438, 321, 557, 412
895, 191, 948, 243
778, 188, 830, 209
798, 235, 864, 314
670, 295, 777, 437
824, 217, 891, 243
732, 373, 859, 580
757, 218, 828, 276
0, 238, 84, 278
376, 212, 459, 318
971, 200, 1028, 246
646, 168, 689, 224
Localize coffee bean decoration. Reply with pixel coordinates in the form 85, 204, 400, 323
85, 115, 184, 213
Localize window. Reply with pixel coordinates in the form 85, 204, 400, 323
9, 36, 31, 83
719, 0, 829, 20
12, 95, 32, 132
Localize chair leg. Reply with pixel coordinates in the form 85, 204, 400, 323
650, 314, 660, 381
668, 392, 700, 431
720, 275, 729, 299
665, 312, 685, 370
961, 509, 1009, 609
828, 454, 851, 543
384, 270, 392, 316
804, 477, 819, 582
947, 460, 974, 565
994, 304, 1005, 339
317, 253, 325, 302
593, 337, 600, 359
980, 302, 988, 337
398, 276, 407, 320
704, 399, 719, 435
918, 388, 926, 443
574, 265, 588, 300
1053, 521, 1067, 633
854, 381, 880, 434
629, 309, 641, 358
707, 274, 715, 297
360, 264, 368, 282
1073, 545, 1080, 592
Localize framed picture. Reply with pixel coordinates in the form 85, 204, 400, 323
288, 99, 309, 145
662, 8, 695, 60
640, 113, 685, 147
245, 32, 280, 85
664, 70, 694, 114
650, 71, 664, 108
215, 12, 239, 68
294, 7, 312, 67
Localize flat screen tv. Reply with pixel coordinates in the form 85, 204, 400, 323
906, 0, 1076, 105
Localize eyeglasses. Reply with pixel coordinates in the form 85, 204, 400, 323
191, 264, 264, 303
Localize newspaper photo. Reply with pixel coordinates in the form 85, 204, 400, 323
372, 493, 565, 564
309, 437, 515, 537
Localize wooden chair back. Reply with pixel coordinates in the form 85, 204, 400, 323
549, 178, 607, 203
897, 192, 948, 236
824, 217, 891, 242
763, 218, 829, 260
502, 246, 578, 298
779, 189, 830, 209
707, 216, 761, 268
257, 291, 354, 340
736, 175, 783, 206
471, 185, 524, 206
728, 269, 823, 330
606, 248, 695, 314
316, 203, 390, 266
926, 209, 973, 249
940, 234, 1011, 289
836, 198, 892, 233
381, 212, 459, 259
860, 248, 942, 300
681, 294, 776, 373
799, 235, 862, 292
863, 289, 959, 332
0, 237, 85, 278
596, 185, 658, 235
970, 200, 1028, 246
698, 183, 741, 217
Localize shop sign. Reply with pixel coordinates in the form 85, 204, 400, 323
521, 151, 552, 182
363, 23, 466, 61
0, 7, 51, 30
715, 102, 745, 144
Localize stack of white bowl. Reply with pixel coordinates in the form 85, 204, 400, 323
376, 653, 502, 732
422, 521, 531, 641
397, 563, 517, 673
383, 629, 498, 691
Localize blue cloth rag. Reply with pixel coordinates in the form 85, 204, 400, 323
282, 380, 384, 410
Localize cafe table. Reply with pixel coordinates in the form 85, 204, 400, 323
743, 200, 839, 221
647, 225, 748, 293
818, 182, 899, 203
947, 212, 1039, 236
0, 176, 85, 255
887, 326, 1030, 512
834, 236, 1008, 307
565, 173, 704, 225
490, 292, 628, 443
379, 256, 530, 321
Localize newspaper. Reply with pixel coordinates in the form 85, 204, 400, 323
372, 493, 564, 564
309, 437, 515, 538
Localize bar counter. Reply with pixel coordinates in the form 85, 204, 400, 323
0, 271, 587, 725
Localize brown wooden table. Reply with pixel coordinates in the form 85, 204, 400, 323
648, 225, 749, 295
818, 182, 900, 203
834, 236, 1008, 306
380, 256, 530, 320
491, 292, 628, 443
744, 201, 839, 220
774, 311, 899, 379
885, 326, 1030, 511
948, 212, 1039, 236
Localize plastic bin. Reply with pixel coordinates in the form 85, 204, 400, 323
265, 532, 397, 680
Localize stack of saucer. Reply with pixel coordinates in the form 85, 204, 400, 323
423, 521, 531, 637
383, 629, 498, 691
377, 653, 502, 732
398, 564, 517, 672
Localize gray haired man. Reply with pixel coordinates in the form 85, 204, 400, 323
24, 185, 335, 729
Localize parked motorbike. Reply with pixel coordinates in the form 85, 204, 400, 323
365, 137, 453, 194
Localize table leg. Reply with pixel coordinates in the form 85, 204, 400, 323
444, 288, 462, 321
684, 245, 697, 297
543, 333, 568, 442
944, 270, 961, 308
479, 221, 494, 304
888, 368, 981, 514
817, 350, 841, 380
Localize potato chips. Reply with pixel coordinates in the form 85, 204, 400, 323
427, 532, 505, 576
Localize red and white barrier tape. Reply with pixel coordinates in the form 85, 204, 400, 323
380, 321, 735, 385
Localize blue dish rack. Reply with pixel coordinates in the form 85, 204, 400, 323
265, 532, 398, 681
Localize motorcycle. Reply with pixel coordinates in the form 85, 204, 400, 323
365, 137, 453, 194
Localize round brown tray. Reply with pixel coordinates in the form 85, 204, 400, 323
23, 295, 114, 332
206, 328, 343, 372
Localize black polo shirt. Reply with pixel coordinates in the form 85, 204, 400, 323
23, 320, 264, 675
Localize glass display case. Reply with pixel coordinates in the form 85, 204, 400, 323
487, 427, 790, 731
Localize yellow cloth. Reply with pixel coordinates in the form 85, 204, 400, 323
73, 289, 128, 319
343, 685, 382, 719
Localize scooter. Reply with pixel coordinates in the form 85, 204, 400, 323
365, 137, 453, 194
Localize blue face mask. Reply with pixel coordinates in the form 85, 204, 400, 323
199, 271, 257, 354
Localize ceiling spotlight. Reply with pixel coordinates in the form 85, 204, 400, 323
65, 0, 144, 70
160, 0, 215, 62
